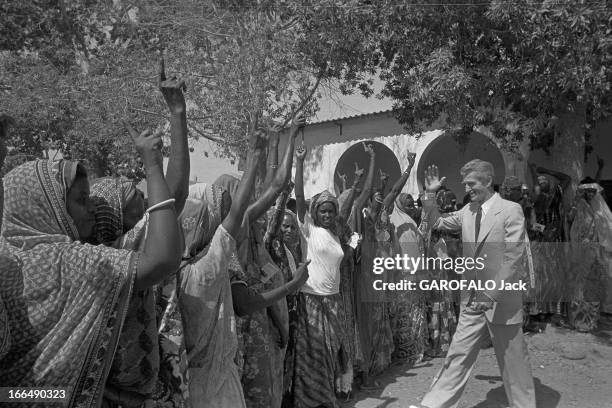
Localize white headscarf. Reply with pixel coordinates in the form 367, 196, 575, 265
573, 183, 612, 252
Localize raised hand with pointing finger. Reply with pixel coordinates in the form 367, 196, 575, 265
337, 171, 347, 192
124, 121, 164, 170
379, 169, 389, 183
363, 142, 375, 157
354, 162, 365, 179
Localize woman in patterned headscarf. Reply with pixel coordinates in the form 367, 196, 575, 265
88, 64, 192, 406
91, 176, 145, 245
227, 118, 306, 408
243, 180, 308, 408
0, 147, 181, 407
290, 143, 353, 408
333, 165, 364, 398
175, 183, 244, 407
88, 178, 174, 407
420, 188, 458, 359
389, 192, 428, 365
178, 129, 309, 408
567, 178, 612, 332
387, 153, 428, 369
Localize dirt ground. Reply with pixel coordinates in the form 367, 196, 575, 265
344, 315, 612, 408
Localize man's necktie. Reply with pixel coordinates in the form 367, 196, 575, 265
475, 206, 482, 242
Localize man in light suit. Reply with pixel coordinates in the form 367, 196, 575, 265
411, 159, 536, 408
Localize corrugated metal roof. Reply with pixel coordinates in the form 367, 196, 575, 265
310, 108, 394, 125
318, 133, 414, 148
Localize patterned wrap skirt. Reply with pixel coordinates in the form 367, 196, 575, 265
289, 293, 351, 408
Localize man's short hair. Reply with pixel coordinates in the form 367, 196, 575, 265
460, 159, 494, 183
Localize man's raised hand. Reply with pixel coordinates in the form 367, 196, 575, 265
424, 164, 446, 193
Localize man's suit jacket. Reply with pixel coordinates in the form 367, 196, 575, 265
424, 193, 526, 325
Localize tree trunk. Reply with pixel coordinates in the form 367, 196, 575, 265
552, 102, 586, 204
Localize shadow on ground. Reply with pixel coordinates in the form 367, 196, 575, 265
343, 360, 434, 407
471, 377, 561, 408
592, 313, 612, 346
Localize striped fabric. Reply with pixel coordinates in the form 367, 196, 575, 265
289, 293, 350, 408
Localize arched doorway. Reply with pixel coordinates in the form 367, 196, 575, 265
333, 141, 401, 196
417, 132, 506, 202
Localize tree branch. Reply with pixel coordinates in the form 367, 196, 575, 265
280, 72, 323, 128
188, 124, 225, 144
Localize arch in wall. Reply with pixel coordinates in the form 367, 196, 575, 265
416, 131, 506, 201
333, 140, 401, 197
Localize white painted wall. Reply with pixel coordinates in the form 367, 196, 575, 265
284, 111, 612, 201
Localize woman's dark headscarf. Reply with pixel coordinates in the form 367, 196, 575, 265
309, 190, 339, 223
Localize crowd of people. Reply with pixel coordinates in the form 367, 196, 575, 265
0, 62, 611, 408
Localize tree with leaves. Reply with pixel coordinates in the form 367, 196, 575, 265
1, 0, 352, 177
304, 0, 612, 180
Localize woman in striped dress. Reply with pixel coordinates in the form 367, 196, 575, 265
290, 144, 351, 408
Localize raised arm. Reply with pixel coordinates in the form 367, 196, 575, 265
246, 114, 303, 222
125, 123, 182, 290
339, 162, 364, 220
377, 169, 390, 196
368, 191, 385, 222
353, 143, 376, 212
223, 129, 267, 239
383, 152, 416, 212
263, 126, 280, 190
366, 157, 388, 221
264, 181, 293, 246
337, 171, 348, 194
295, 144, 308, 223
419, 165, 461, 233
159, 59, 189, 215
